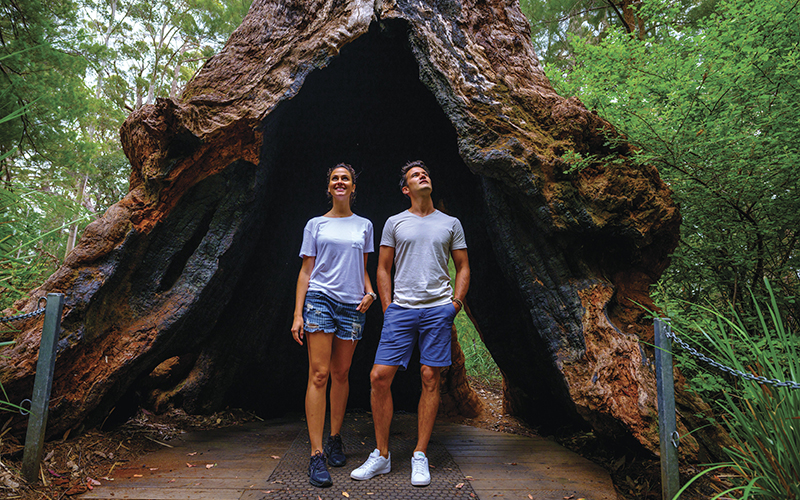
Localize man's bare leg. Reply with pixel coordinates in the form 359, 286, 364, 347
415, 364, 441, 454
370, 364, 399, 458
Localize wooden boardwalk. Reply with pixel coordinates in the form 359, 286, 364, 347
78, 413, 618, 500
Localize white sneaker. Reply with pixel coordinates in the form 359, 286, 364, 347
410, 451, 430, 486
350, 448, 391, 480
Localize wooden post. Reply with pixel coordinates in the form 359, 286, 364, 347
655, 318, 680, 499
21, 293, 64, 483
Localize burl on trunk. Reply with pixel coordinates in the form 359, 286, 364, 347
0, 0, 725, 459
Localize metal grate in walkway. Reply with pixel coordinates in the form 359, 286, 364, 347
264, 412, 477, 499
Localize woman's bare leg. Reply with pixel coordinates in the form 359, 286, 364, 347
328, 337, 358, 436
305, 331, 334, 455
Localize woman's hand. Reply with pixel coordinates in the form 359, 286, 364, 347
357, 292, 376, 313
291, 316, 305, 345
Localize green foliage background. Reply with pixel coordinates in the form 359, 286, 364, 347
520, 0, 800, 495
524, 0, 800, 326
0, 0, 251, 311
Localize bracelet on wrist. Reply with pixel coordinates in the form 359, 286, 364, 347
452, 297, 464, 310
367, 292, 377, 300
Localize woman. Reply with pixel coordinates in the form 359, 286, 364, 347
292, 163, 376, 488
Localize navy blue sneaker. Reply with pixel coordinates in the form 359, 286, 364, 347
324, 434, 346, 467
308, 451, 332, 487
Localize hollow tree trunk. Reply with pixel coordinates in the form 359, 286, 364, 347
0, 0, 728, 459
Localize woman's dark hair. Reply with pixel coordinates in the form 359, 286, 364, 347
326, 163, 357, 205
399, 160, 431, 189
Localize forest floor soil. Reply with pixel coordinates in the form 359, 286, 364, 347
1, 377, 717, 500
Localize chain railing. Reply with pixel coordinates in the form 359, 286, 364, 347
0, 298, 47, 324
655, 319, 679, 500
663, 324, 800, 390
0, 303, 47, 420
2, 294, 65, 483
654, 317, 800, 500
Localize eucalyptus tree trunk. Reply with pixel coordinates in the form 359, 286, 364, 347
63, 174, 87, 259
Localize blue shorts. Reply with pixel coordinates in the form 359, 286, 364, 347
374, 303, 457, 370
303, 291, 365, 341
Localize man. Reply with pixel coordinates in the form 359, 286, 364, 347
350, 160, 470, 487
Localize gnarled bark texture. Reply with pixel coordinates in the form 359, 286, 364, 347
0, 0, 726, 459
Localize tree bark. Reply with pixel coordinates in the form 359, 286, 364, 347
0, 0, 728, 459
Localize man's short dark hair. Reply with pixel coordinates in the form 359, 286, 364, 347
399, 160, 431, 189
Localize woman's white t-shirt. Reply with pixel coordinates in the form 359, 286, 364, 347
299, 214, 374, 304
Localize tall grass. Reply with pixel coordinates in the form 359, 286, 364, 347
1, 185, 91, 311
0, 339, 24, 413
671, 281, 800, 499
455, 308, 501, 384
448, 259, 501, 385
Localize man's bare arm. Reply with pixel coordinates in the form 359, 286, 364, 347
377, 245, 395, 312
451, 248, 470, 311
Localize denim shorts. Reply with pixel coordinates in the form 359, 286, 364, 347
303, 291, 365, 341
374, 302, 457, 370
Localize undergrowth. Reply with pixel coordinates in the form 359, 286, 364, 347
661, 280, 800, 499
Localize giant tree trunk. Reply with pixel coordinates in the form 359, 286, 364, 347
1, 0, 726, 459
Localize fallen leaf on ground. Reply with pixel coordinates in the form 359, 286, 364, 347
133, 474, 143, 477
188, 452, 197, 456
342, 492, 350, 497
205, 463, 217, 469
186, 463, 196, 467
271, 455, 281, 459
64, 484, 87, 495
456, 483, 464, 489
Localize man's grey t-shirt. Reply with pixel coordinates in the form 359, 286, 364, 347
380, 209, 467, 308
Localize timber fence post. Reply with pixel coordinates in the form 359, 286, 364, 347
655, 318, 680, 499
21, 293, 64, 483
